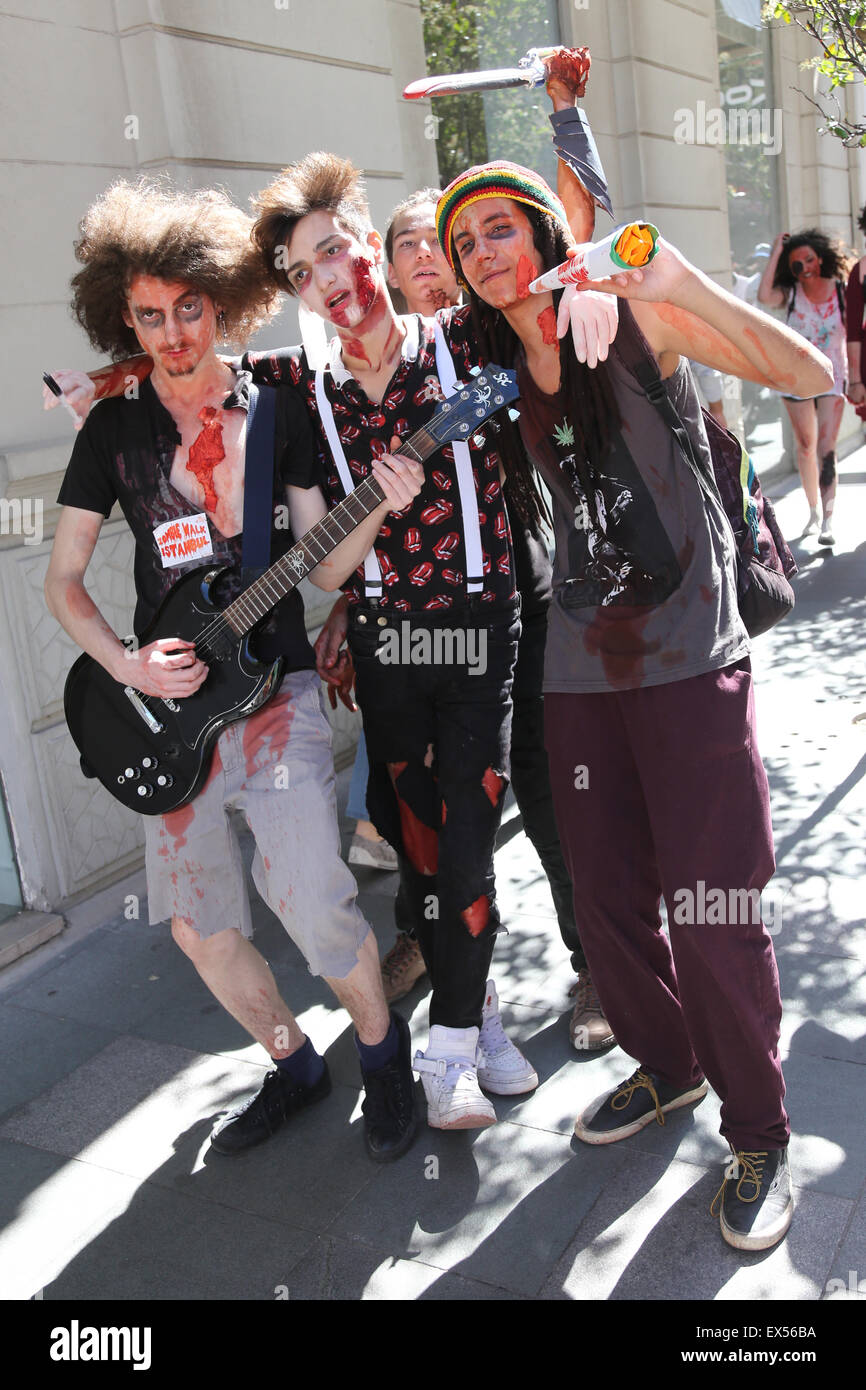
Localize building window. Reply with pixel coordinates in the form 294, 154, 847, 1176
716, 0, 784, 471
0, 782, 23, 924
420, 0, 561, 188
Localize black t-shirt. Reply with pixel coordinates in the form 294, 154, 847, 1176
503, 480, 553, 617
57, 370, 317, 669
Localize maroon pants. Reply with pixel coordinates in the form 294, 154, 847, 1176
545, 658, 789, 1152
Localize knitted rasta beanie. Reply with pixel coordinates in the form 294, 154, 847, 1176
436, 161, 571, 275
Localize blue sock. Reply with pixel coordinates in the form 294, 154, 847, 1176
273, 1035, 325, 1087
355, 1017, 399, 1073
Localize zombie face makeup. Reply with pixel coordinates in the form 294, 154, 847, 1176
452, 198, 544, 312
388, 204, 459, 314
283, 210, 387, 331
788, 245, 821, 281
123, 276, 217, 377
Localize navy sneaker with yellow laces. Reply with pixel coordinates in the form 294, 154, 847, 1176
711, 1147, 793, 1251
574, 1066, 708, 1144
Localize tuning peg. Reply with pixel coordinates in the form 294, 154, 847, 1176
508, 408, 521, 422
468, 366, 482, 376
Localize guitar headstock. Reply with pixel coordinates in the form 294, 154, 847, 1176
427, 364, 520, 444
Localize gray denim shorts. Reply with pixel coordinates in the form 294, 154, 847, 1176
144, 668, 370, 978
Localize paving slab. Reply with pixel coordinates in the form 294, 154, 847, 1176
822, 1188, 866, 1301
0, 1035, 255, 1179
543, 1150, 853, 1302
326, 1118, 631, 1298
0, 1003, 115, 1121
0, 1140, 143, 1301
42, 1180, 317, 1301
280, 1235, 521, 1301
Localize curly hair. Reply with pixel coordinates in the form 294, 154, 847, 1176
384, 188, 443, 264
252, 153, 372, 293
70, 178, 279, 359
772, 227, 854, 299
457, 203, 620, 529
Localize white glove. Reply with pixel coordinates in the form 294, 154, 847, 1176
42, 370, 97, 431
557, 286, 619, 369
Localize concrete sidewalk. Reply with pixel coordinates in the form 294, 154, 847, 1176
1, 453, 864, 1303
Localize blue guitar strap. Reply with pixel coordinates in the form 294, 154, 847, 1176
241, 382, 277, 584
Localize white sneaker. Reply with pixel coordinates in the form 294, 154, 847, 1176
802, 508, 819, 538
818, 519, 835, 546
413, 1026, 496, 1130
476, 981, 539, 1096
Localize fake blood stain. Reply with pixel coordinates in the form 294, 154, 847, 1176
186, 406, 225, 511
388, 761, 438, 875
537, 305, 559, 347
354, 256, 377, 314
481, 768, 505, 807
242, 692, 295, 778
583, 606, 658, 690
461, 894, 490, 937
516, 254, 536, 300
163, 802, 195, 852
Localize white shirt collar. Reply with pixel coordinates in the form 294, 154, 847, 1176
326, 313, 430, 387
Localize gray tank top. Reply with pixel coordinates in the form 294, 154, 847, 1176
516, 311, 749, 693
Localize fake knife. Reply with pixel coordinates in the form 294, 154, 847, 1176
403, 47, 558, 100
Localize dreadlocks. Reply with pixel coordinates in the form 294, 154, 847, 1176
459, 205, 620, 530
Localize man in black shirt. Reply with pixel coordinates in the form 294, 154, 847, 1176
45, 179, 422, 1163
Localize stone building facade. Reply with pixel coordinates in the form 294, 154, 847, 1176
0, 0, 863, 922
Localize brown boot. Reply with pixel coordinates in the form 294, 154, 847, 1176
381, 933, 428, 1004
568, 971, 616, 1051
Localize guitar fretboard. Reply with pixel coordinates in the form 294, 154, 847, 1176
222, 414, 449, 638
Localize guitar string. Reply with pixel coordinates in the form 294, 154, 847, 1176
190, 401, 457, 651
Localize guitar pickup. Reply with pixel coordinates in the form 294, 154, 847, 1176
123, 686, 165, 734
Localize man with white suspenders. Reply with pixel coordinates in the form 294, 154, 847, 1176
246, 152, 536, 1129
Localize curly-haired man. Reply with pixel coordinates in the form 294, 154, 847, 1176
45, 178, 422, 1162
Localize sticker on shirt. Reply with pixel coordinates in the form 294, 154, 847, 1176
153, 514, 214, 568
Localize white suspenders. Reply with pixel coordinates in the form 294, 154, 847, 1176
314, 321, 483, 599
314, 369, 382, 598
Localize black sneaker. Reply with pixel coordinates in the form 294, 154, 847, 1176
712, 1147, 793, 1251
360, 1012, 419, 1163
210, 1062, 331, 1155
574, 1066, 708, 1144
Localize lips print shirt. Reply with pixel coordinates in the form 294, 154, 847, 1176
245, 308, 516, 612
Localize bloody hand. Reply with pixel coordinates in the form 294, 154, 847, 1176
544, 46, 591, 102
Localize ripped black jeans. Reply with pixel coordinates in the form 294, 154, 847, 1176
349, 600, 520, 1030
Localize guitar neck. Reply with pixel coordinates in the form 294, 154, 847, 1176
222, 418, 442, 639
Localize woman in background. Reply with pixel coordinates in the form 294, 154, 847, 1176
759, 229, 853, 545
845, 204, 866, 443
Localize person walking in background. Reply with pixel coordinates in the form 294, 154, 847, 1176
346, 732, 398, 871
845, 203, 866, 443
758, 229, 853, 546
689, 361, 728, 431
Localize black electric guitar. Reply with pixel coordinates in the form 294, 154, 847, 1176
64, 364, 520, 814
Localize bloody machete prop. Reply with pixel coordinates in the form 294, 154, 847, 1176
403, 45, 614, 220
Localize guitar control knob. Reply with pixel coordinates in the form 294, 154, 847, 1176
124, 766, 140, 780
136, 783, 154, 798
141, 756, 158, 770
155, 773, 174, 789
